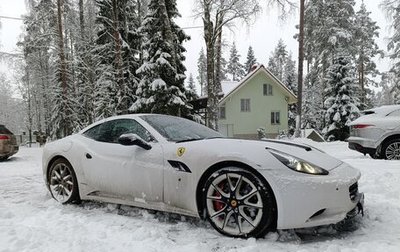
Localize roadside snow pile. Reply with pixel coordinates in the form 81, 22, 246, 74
0, 142, 399, 251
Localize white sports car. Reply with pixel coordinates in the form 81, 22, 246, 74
42, 114, 364, 238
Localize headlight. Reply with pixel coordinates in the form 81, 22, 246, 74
268, 149, 329, 175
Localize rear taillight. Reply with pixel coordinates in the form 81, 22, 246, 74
353, 124, 374, 129
0, 135, 10, 140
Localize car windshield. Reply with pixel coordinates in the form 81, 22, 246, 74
0, 125, 13, 135
140, 115, 224, 142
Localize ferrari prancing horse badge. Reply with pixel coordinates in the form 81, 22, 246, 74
177, 147, 186, 157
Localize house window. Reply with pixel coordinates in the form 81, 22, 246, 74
219, 105, 226, 119
240, 99, 251, 112
263, 84, 273, 96
271, 111, 280, 125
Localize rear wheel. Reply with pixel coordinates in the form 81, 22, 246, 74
202, 168, 276, 238
48, 158, 80, 204
382, 139, 400, 160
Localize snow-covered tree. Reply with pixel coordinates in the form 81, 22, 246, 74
244, 46, 257, 73
382, 0, 400, 105
94, 0, 143, 119
302, 68, 324, 130
283, 53, 297, 135
195, 0, 261, 129
186, 73, 198, 102
323, 55, 361, 141
227, 42, 245, 81
354, 2, 383, 107
197, 48, 207, 96
268, 39, 288, 81
130, 0, 192, 117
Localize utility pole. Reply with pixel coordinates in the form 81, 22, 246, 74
295, 0, 305, 138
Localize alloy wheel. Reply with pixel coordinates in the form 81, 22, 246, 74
206, 172, 264, 236
49, 162, 75, 203
385, 141, 400, 160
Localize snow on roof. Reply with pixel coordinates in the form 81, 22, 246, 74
221, 80, 240, 97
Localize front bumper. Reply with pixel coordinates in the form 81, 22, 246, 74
265, 162, 364, 229
346, 192, 364, 218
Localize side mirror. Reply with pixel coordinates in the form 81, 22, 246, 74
118, 133, 152, 150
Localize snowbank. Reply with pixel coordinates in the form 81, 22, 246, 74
0, 142, 399, 251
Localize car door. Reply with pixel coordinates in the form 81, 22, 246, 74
79, 118, 164, 202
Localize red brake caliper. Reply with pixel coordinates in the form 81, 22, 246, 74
213, 182, 226, 211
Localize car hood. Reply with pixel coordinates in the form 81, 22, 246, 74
181, 138, 343, 171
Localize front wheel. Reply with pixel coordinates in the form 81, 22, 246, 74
203, 168, 276, 238
382, 139, 400, 160
48, 158, 80, 204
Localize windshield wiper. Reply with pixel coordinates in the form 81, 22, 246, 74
175, 136, 223, 143
175, 138, 204, 143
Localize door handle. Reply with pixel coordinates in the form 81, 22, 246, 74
85, 153, 92, 159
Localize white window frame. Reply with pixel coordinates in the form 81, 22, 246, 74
271, 111, 280, 125
240, 99, 251, 112
263, 84, 273, 96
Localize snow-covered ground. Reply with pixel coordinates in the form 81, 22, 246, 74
1, 141, 399, 252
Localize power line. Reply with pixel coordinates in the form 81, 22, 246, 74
0, 15, 24, 21
182, 25, 203, 30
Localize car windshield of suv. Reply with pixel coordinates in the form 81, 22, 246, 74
0, 125, 12, 135
140, 115, 224, 142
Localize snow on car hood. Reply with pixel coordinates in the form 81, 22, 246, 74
261, 139, 343, 171
191, 138, 343, 171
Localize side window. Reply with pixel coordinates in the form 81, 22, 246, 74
263, 84, 273, 96
271, 111, 280, 125
219, 104, 226, 119
240, 99, 251, 112
83, 119, 154, 143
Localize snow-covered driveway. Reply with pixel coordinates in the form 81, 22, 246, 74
1, 141, 399, 251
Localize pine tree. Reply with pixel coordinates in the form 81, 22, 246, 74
244, 46, 257, 73
197, 48, 207, 96
186, 73, 198, 102
227, 42, 245, 81
94, 0, 142, 119
283, 53, 297, 135
303, 0, 357, 132
382, 0, 400, 104
302, 68, 323, 130
323, 55, 361, 141
130, 0, 192, 117
354, 2, 383, 108
268, 39, 288, 81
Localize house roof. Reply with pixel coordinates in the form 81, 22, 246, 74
219, 64, 297, 104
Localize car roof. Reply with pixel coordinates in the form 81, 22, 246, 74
78, 113, 177, 133
363, 105, 400, 116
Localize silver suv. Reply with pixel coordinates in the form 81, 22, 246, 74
347, 105, 400, 160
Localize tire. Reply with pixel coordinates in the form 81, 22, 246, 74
382, 139, 400, 160
202, 167, 276, 238
48, 158, 80, 204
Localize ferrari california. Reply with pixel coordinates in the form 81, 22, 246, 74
42, 114, 364, 238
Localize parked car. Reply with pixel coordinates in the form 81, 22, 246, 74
348, 105, 400, 160
0, 124, 19, 161
42, 114, 364, 238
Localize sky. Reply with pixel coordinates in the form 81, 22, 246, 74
0, 0, 394, 87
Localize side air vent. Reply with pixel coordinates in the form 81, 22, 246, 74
168, 160, 191, 173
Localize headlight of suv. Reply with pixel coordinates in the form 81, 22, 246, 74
268, 149, 329, 175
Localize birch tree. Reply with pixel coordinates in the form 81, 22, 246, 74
195, 0, 261, 129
